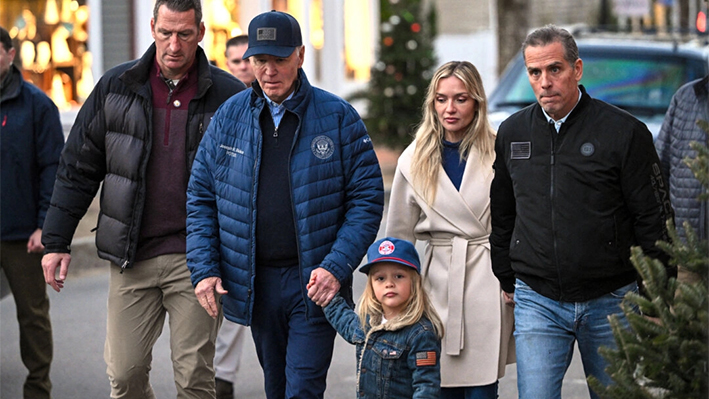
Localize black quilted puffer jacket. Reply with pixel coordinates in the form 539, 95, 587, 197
42, 43, 245, 268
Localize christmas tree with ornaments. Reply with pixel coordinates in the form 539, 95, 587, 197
350, 0, 437, 150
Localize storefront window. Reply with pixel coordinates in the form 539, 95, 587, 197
1, 0, 91, 109
203, 0, 243, 69
344, 0, 371, 81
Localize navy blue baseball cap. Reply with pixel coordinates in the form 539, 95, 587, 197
243, 10, 303, 59
359, 237, 421, 275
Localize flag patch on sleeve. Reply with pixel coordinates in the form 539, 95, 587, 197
415, 351, 437, 367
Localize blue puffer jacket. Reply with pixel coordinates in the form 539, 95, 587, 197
187, 69, 384, 325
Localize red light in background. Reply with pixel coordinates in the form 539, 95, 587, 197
698, 11, 707, 33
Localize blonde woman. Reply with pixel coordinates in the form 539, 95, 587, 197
386, 61, 514, 399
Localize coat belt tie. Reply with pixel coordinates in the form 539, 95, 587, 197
428, 235, 490, 356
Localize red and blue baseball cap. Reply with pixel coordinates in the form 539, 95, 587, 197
359, 237, 421, 275
243, 10, 303, 59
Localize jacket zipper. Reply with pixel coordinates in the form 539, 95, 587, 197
248, 106, 264, 323
288, 114, 307, 318
549, 123, 562, 299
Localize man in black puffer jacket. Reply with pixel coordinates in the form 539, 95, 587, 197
489, 25, 674, 399
40, 1, 245, 397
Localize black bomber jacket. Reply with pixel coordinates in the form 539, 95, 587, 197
489, 86, 675, 302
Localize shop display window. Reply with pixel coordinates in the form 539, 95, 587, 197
2, 0, 90, 108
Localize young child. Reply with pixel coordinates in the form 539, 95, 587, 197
310, 237, 444, 398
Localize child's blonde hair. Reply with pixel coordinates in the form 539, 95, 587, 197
357, 266, 444, 339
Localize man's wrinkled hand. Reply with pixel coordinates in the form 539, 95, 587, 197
307, 268, 340, 307
194, 277, 227, 319
42, 253, 71, 292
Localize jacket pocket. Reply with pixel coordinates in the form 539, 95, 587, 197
369, 340, 404, 379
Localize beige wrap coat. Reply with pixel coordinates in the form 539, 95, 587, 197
386, 142, 515, 387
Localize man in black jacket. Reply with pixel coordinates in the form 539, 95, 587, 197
489, 25, 674, 399
1, 26, 64, 399
40, 0, 245, 397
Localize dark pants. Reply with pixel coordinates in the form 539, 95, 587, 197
251, 265, 336, 399
1, 241, 53, 399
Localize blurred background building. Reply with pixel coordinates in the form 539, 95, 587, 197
1, 0, 706, 127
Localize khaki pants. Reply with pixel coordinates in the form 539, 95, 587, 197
214, 319, 247, 383
104, 254, 221, 399
0, 241, 53, 399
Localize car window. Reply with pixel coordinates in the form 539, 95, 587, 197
491, 49, 707, 116
582, 54, 705, 114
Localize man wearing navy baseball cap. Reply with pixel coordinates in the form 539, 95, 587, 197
186, 9, 384, 399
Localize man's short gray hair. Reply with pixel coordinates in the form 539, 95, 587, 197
153, 0, 203, 26
522, 24, 579, 66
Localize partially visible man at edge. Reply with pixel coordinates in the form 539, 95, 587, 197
40, 0, 245, 397
1, 25, 63, 399
186, 10, 384, 399
489, 24, 675, 399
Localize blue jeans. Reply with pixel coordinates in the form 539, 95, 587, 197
251, 265, 336, 399
513, 279, 637, 399
441, 382, 499, 399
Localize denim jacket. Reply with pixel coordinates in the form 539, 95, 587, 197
324, 295, 441, 398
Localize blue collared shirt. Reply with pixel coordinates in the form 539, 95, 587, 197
542, 87, 582, 132
264, 91, 295, 128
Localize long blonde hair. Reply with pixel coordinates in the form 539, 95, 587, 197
411, 61, 496, 204
357, 267, 444, 339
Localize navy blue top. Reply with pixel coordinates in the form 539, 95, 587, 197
1, 65, 64, 241
442, 140, 466, 191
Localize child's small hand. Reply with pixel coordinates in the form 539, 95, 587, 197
306, 275, 317, 290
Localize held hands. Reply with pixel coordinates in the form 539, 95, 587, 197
307, 267, 340, 307
194, 276, 228, 319
42, 253, 72, 292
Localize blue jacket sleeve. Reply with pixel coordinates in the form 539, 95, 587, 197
318, 107, 384, 283
407, 325, 442, 398
323, 294, 365, 345
186, 113, 223, 286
